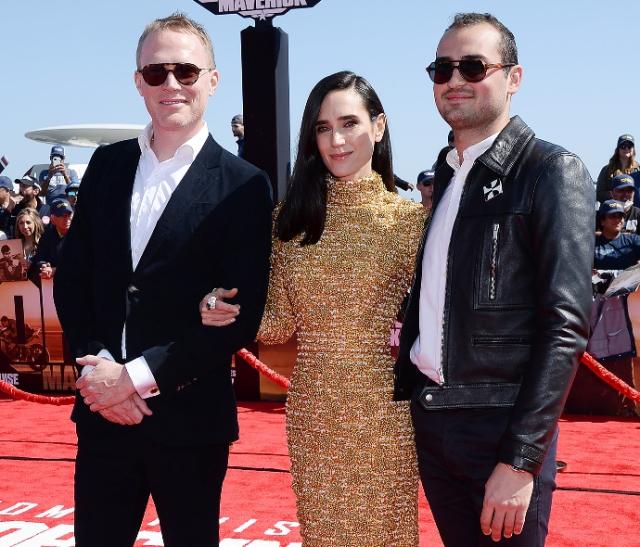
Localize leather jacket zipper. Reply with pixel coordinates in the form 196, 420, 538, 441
489, 222, 500, 300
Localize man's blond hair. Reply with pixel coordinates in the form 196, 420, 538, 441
136, 12, 215, 69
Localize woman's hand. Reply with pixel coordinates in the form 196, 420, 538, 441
199, 288, 241, 327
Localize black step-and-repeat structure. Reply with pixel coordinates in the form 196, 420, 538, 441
194, 0, 323, 200
193, 0, 324, 399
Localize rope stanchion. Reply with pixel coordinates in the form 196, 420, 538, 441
1, 349, 287, 405
580, 352, 640, 403
1, 351, 635, 405
0, 381, 75, 405
236, 348, 290, 389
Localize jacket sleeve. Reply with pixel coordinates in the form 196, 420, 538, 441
53, 147, 105, 358
498, 153, 595, 474
257, 229, 296, 345
141, 172, 273, 392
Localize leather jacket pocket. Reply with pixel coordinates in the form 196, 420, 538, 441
474, 219, 534, 310
472, 335, 532, 346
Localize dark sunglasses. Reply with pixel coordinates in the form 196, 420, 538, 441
426, 59, 515, 84
619, 142, 634, 150
138, 63, 214, 86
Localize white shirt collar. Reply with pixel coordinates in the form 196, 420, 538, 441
446, 131, 500, 172
137, 122, 210, 162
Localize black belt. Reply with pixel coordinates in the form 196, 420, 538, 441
414, 381, 521, 410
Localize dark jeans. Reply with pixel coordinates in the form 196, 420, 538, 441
411, 398, 557, 547
74, 429, 229, 547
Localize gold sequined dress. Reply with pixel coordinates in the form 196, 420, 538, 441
258, 172, 426, 546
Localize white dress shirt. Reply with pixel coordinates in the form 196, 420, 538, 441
410, 132, 499, 384
89, 122, 210, 398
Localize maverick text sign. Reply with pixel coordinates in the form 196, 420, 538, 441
195, 0, 322, 20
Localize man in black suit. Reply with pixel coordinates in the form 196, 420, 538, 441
54, 13, 272, 547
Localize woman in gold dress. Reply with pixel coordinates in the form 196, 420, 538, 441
202, 71, 426, 546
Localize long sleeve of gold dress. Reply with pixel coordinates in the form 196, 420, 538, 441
259, 172, 426, 546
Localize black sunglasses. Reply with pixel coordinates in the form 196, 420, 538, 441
426, 59, 515, 84
138, 63, 214, 86
619, 142, 634, 150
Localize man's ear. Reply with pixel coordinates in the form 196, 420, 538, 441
134, 70, 144, 96
208, 69, 220, 97
507, 65, 523, 95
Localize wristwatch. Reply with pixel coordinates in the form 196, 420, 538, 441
510, 465, 529, 474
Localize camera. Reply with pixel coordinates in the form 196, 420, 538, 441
51, 156, 63, 167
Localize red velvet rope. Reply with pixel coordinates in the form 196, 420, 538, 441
580, 352, 640, 403
1, 351, 635, 405
0, 381, 75, 405
236, 348, 290, 389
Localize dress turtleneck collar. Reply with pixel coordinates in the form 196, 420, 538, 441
326, 171, 385, 206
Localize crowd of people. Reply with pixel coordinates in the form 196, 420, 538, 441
0, 146, 77, 284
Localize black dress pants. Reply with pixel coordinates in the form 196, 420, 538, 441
74, 428, 229, 547
411, 398, 557, 547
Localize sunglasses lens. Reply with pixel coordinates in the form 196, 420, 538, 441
141, 65, 168, 86
428, 62, 454, 84
173, 63, 200, 85
141, 63, 201, 86
458, 60, 487, 82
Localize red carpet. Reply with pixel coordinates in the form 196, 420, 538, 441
0, 398, 638, 546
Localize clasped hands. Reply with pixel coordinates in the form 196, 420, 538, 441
76, 356, 152, 426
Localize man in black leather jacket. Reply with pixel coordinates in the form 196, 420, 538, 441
395, 13, 594, 546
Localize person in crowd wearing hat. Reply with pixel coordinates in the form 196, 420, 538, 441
231, 114, 245, 158
609, 173, 640, 234
39, 145, 80, 203
416, 169, 434, 210
0, 176, 17, 239
595, 199, 640, 271
28, 199, 73, 285
13, 175, 50, 222
596, 134, 640, 204
65, 180, 80, 207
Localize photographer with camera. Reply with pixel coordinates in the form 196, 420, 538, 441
40, 145, 79, 203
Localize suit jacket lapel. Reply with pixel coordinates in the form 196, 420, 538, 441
112, 141, 140, 276
134, 135, 222, 274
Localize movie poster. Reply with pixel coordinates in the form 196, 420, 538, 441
0, 278, 74, 393
0, 239, 27, 282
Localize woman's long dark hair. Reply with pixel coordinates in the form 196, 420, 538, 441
277, 71, 395, 246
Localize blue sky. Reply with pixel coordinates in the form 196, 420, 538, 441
2, 1, 635, 200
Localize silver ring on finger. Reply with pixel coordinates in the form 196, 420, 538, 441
206, 294, 217, 310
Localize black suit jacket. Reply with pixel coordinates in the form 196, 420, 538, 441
54, 135, 272, 445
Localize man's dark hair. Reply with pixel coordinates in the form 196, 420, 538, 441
277, 70, 394, 246
447, 13, 518, 65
